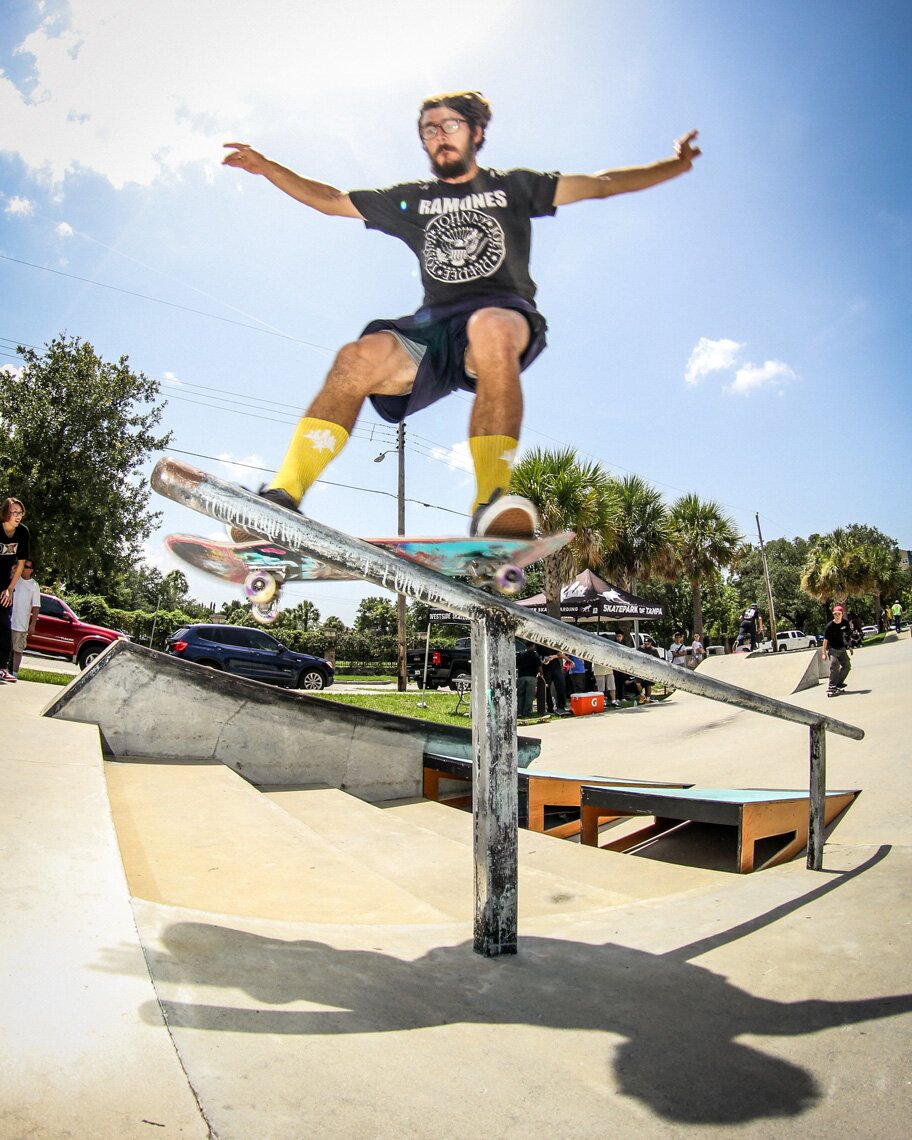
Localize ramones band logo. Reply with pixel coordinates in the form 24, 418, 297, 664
423, 208, 505, 284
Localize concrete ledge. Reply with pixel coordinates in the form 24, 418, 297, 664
42, 641, 541, 800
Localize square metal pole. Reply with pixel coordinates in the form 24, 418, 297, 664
470, 609, 519, 956
808, 724, 826, 870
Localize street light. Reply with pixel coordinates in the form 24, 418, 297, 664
374, 423, 407, 690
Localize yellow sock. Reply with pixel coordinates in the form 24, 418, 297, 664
469, 435, 519, 513
269, 417, 350, 504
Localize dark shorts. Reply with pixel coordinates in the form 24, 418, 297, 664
361, 294, 548, 424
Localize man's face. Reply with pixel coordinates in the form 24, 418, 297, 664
833, 608, 844, 622
22, 563, 33, 577
419, 106, 480, 180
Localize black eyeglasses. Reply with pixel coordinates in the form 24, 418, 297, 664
419, 118, 468, 141
24, 564, 34, 570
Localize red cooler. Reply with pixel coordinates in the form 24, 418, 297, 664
570, 691, 605, 716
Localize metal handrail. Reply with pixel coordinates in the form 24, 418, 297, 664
153, 457, 864, 954
152, 458, 862, 741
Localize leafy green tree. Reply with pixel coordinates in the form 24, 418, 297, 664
801, 528, 870, 609
510, 447, 617, 618
598, 474, 675, 593
355, 596, 397, 637
0, 335, 171, 590
668, 493, 741, 636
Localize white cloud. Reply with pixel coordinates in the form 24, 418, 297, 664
55, 221, 73, 236
216, 452, 266, 481
684, 337, 745, 385
429, 440, 473, 474
4, 195, 34, 216
160, 371, 182, 387
0, 1, 508, 190
726, 360, 797, 396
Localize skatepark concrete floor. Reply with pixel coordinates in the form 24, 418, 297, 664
2, 639, 910, 1138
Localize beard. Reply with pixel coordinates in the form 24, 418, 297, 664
429, 144, 474, 180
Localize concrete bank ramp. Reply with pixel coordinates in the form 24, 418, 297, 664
42, 641, 541, 800
692, 648, 823, 698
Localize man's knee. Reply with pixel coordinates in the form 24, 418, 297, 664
466, 307, 530, 358
330, 334, 415, 396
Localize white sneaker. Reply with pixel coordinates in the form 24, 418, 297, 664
0, 669, 17, 683
471, 490, 539, 539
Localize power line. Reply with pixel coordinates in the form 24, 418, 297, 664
0, 254, 334, 352
164, 446, 469, 518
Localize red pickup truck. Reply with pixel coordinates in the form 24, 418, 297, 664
27, 593, 127, 669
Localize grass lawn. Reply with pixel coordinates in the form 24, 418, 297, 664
316, 689, 473, 728
17, 668, 72, 686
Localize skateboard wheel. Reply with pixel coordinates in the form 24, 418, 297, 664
244, 570, 276, 602
495, 565, 525, 595
251, 600, 280, 624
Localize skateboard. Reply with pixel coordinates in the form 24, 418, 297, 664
166, 530, 574, 623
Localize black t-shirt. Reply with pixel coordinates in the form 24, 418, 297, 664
823, 619, 850, 651
516, 645, 542, 678
349, 168, 559, 307
0, 522, 30, 590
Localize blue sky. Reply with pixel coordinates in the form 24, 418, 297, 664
2, 0, 909, 623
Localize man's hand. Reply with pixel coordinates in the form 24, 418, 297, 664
223, 143, 271, 175
674, 129, 701, 169
0, 589, 10, 607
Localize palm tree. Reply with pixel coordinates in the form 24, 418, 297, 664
801, 528, 869, 609
668, 493, 741, 636
598, 474, 675, 594
510, 447, 617, 618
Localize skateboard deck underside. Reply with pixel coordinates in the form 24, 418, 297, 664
166, 531, 573, 587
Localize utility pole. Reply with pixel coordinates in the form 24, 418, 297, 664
374, 423, 408, 689
756, 513, 778, 649
396, 422, 407, 691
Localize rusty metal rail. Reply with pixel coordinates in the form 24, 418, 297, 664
152, 458, 865, 955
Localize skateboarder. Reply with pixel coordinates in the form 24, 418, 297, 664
223, 91, 700, 538
734, 603, 763, 652
822, 603, 853, 696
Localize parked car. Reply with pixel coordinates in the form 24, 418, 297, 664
861, 625, 879, 637
759, 629, 818, 653
27, 593, 128, 669
166, 624, 334, 690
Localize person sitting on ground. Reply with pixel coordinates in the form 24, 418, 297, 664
613, 630, 644, 704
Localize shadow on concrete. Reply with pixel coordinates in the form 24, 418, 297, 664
136, 926, 911, 1126
117, 848, 909, 1127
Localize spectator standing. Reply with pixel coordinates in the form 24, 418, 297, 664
691, 632, 707, 667
10, 558, 40, 678
890, 600, 903, 633
638, 636, 660, 703
669, 632, 689, 668
822, 603, 853, 697
0, 498, 30, 683
593, 633, 620, 706
538, 647, 569, 715
565, 653, 587, 696
515, 641, 541, 717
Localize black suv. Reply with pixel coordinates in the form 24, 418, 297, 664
166, 624, 334, 690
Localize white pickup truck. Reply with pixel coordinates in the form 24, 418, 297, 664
760, 629, 818, 653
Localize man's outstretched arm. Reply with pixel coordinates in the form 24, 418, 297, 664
554, 130, 700, 206
223, 143, 365, 219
